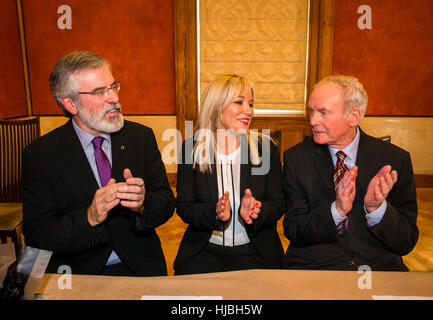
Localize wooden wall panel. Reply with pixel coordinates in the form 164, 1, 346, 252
22, 0, 175, 115
174, 0, 198, 138
250, 117, 311, 162
332, 0, 433, 115
0, 0, 27, 119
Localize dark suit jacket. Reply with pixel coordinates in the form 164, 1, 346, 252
282, 128, 418, 271
173, 137, 285, 270
22, 120, 175, 276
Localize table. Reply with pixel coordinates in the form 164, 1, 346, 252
35, 269, 433, 300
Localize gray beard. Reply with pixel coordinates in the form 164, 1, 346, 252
77, 102, 124, 133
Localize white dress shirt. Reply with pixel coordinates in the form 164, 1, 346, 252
209, 147, 251, 246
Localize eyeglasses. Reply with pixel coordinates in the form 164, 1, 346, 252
78, 82, 120, 98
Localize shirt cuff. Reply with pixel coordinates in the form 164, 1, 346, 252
331, 201, 347, 226
364, 200, 387, 227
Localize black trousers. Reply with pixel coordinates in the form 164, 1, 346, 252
174, 242, 269, 275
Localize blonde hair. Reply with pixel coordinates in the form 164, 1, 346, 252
193, 74, 267, 173
316, 74, 368, 117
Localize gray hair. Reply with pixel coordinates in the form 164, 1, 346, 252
315, 75, 368, 117
49, 51, 110, 117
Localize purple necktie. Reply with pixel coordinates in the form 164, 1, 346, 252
92, 136, 111, 187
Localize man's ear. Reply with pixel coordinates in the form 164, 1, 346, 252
60, 97, 78, 116
349, 107, 362, 127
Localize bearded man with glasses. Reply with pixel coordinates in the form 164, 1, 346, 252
22, 51, 175, 276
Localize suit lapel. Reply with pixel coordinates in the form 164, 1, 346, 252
110, 126, 130, 182
57, 120, 99, 196
355, 129, 379, 197
312, 142, 335, 198
239, 140, 251, 197
206, 162, 219, 200
240, 163, 250, 198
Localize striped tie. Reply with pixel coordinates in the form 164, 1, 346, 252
334, 151, 349, 188
334, 151, 349, 234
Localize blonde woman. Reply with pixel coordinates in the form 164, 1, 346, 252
174, 74, 285, 275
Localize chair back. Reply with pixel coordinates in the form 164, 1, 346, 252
378, 135, 391, 143
0, 117, 40, 202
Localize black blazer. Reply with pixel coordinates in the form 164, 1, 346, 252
23, 120, 175, 276
282, 128, 418, 271
174, 137, 285, 270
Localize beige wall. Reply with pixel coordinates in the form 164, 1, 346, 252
360, 117, 433, 175
39, 115, 177, 173
38, 115, 433, 175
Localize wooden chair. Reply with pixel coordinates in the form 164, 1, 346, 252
0, 117, 40, 249
378, 135, 391, 143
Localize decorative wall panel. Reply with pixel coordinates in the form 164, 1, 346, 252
360, 117, 433, 174
0, 0, 27, 118
200, 0, 309, 113
333, 0, 433, 115
22, 0, 175, 115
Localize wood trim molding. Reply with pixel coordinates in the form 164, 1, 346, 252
317, 0, 335, 81
307, 0, 335, 97
415, 174, 433, 188
174, 0, 198, 139
16, 0, 32, 116
167, 172, 433, 189
250, 116, 311, 163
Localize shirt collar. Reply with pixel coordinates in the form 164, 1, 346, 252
72, 118, 111, 150
328, 127, 360, 164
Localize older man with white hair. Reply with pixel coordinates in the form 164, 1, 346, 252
282, 75, 418, 271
